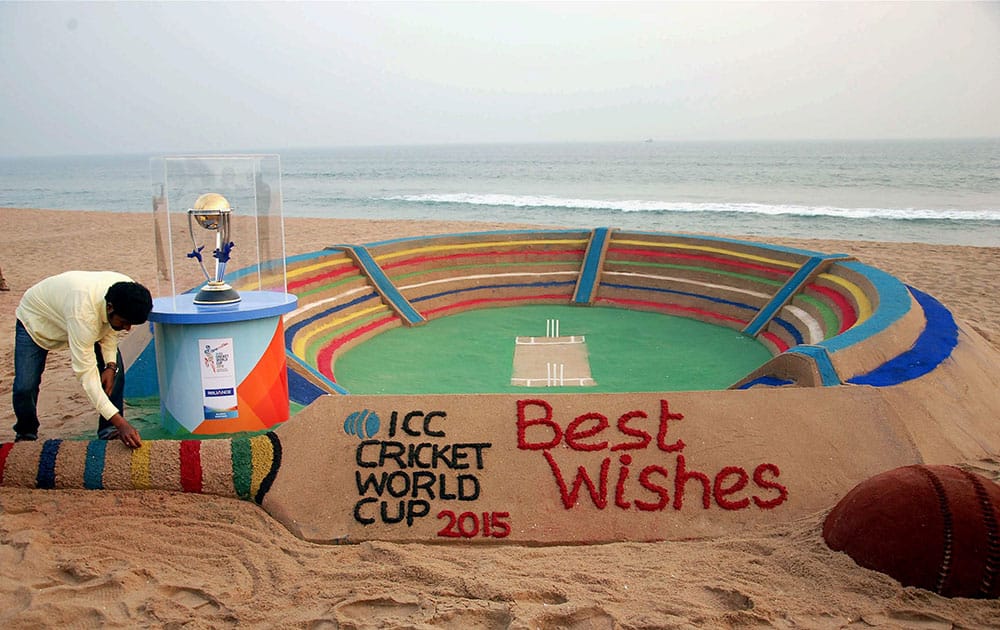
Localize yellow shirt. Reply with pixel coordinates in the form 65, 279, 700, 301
16, 270, 133, 420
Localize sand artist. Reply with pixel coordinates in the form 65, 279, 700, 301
11, 271, 152, 448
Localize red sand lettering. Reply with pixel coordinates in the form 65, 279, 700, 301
517, 398, 789, 512
437, 510, 511, 539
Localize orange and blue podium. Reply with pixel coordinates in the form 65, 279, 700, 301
148, 291, 297, 435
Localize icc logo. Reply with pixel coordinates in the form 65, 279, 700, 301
343, 409, 381, 439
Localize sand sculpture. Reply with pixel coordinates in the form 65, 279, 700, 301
824, 464, 1000, 599
3, 229, 1000, 590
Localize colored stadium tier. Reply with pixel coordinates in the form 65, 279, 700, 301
224, 228, 947, 402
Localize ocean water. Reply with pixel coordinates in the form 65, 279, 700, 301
2, 140, 998, 246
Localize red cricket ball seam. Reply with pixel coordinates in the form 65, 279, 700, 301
957, 468, 1000, 597
914, 465, 954, 595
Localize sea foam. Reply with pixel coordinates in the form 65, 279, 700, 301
383, 193, 1000, 222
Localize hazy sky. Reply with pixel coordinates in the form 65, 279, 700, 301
2, 2, 998, 157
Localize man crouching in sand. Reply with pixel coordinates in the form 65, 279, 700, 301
12, 271, 153, 448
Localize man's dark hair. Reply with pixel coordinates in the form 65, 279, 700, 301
105, 282, 153, 325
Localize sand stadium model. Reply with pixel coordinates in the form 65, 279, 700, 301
3, 228, 1000, 589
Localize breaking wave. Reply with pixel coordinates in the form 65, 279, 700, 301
382, 193, 1000, 222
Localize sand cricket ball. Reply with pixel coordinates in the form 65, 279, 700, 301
822, 464, 1000, 598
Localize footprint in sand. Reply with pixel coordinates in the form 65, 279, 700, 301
421, 597, 513, 629
158, 584, 223, 612
705, 586, 754, 611
334, 596, 421, 624
520, 603, 616, 630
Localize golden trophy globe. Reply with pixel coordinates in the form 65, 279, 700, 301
187, 192, 241, 305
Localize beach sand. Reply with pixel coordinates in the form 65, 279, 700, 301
1, 207, 998, 627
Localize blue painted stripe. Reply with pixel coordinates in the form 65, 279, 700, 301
84, 440, 107, 489
602, 281, 759, 314
284, 292, 381, 342
287, 352, 350, 396
768, 315, 805, 346
612, 230, 830, 258
737, 376, 794, 389
847, 286, 958, 387
327, 230, 830, 266
786, 345, 842, 386
123, 337, 159, 398
36, 439, 62, 489
574, 228, 610, 304
347, 246, 426, 325
409, 279, 799, 344
817, 261, 911, 353
288, 367, 336, 404
744, 256, 826, 337
233, 230, 831, 293
412, 280, 577, 304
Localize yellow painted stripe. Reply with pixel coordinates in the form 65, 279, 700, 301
373, 239, 589, 263
286, 255, 354, 280
130, 442, 152, 490
612, 238, 801, 269
292, 305, 390, 356
399, 271, 578, 292
612, 238, 876, 324
249, 435, 274, 498
817, 272, 873, 322
286, 286, 371, 320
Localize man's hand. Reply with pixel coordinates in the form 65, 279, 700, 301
110, 414, 142, 449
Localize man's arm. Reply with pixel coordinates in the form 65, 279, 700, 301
97, 332, 119, 394
97, 333, 117, 368
67, 322, 121, 421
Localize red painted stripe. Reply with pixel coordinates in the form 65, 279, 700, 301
760, 331, 790, 353
0, 442, 13, 485
601, 296, 789, 352
422, 294, 569, 318
288, 265, 358, 291
607, 248, 792, 277
316, 315, 397, 381
179, 440, 203, 493
290, 249, 583, 291
382, 249, 586, 271
806, 284, 857, 332
598, 297, 749, 326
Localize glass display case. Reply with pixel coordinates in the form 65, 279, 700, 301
149, 155, 287, 307
147, 155, 296, 435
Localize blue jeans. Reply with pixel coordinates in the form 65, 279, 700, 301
12, 319, 123, 437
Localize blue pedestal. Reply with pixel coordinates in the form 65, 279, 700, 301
149, 291, 297, 435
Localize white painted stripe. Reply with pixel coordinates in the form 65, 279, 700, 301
606, 270, 823, 344
287, 269, 823, 348
399, 271, 577, 292
286, 285, 371, 319
603, 271, 771, 300
515, 336, 586, 345
781, 304, 824, 344
511, 377, 596, 386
